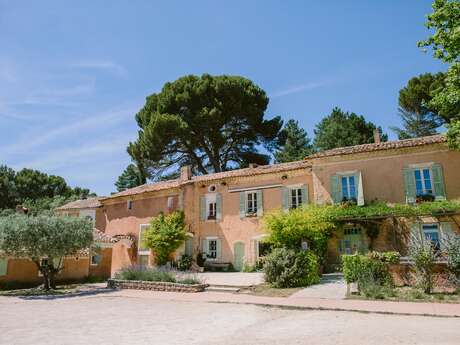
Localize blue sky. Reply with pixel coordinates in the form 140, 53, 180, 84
0, 1, 446, 196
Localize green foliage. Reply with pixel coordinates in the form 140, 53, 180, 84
391, 108, 441, 140
115, 267, 176, 282
128, 74, 283, 178
443, 234, 460, 285
264, 205, 335, 261
274, 119, 314, 162
418, 1, 460, 122
242, 262, 257, 272
0, 215, 93, 289
115, 163, 147, 192
176, 254, 193, 271
0, 165, 94, 213
367, 251, 401, 265
447, 120, 460, 151
264, 248, 320, 288
408, 235, 437, 294
313, 107, 387, 151
143, 211, 187, 265
418, 0, 460, 64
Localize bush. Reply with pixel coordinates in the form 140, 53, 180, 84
264, 248, 320, 288
367, 251, 401, 264
115, 267, 176, 283
408, 235, 437, 293
443, 234, 460, 286
177, 254, 193, 271
143, 211, 187, 265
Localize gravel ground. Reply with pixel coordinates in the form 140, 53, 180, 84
1, 293, 459, 345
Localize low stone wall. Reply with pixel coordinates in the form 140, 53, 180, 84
107, 279, 208, 293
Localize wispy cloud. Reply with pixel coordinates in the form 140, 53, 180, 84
70, 59, 127, 77
271, 81, 329, 98
0, 105, 137, 155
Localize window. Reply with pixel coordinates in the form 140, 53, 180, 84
91, 254, 101, 266
246, 192, 258, 214
127, 200, 133, 210
414, 168, 433, 196
208, 185, 216, 192
138, 225, 150, 254
207, 239, 217, 259
208, 201, 216, 220
341, 175, 356, 201
422, 224, 440, 251
167, 196, 174, 209
291, 188, 303, 209
340, 227, 364, 255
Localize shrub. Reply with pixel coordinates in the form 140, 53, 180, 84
143, 211, 187, 265
115, 267, 176, 282
408, 235, 437, 293
242, 262, 257, 272
443, 234, 460, 286
196, 252, 206, 267
177, 254, 193, 271
177, 276, 202, 285
367, 251, 401, 264
264, 248, 320, 288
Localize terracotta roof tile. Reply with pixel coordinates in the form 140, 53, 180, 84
307, 134, 446, 159
93, 229, 117, 244
55, 197, 103, 211
101, 179, 181, 199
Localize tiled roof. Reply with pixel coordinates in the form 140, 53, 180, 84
307, 134, 446, 159
101, 179, 181, 199
191, 160, 311, 183
93, 229, 117, 244
55, 197, 103, 211
101, 160, 312, 200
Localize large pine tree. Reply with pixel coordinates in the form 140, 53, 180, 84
274, 120, 314, 162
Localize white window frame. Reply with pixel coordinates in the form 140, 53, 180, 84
413, 167, 434, 196
290, 188, 303, 209
207, 238, 218, 260
246, 191, 258, 215
341, 174, 357, 201
167, 196, 174, 209
205, 193, 217, 220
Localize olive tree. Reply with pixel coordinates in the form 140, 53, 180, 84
0, 215, 93, 290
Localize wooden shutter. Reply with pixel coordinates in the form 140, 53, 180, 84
216, 239, 222, 259
256, 190, 264, 217
239, 192, 246, 218
200, 196, 206, 221
440, 222, 454, 244
356, 171, 364, 206
201, 239, 208, 255
301, 184, 308, 205
431, 164, 446, 200
53, 257, 62, 270
282, 187, 290, 211
330, 174, 341, 204
216, 193, 222, 222
410, 222, 421, 242
403, 167, 416, 204
0, 258, 8, 276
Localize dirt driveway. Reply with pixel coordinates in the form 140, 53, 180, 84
1, 290, 459, 345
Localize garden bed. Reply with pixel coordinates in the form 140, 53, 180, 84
348, 286, 460, 303
107, 279, 208, 293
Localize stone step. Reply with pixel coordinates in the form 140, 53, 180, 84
206, 286, 240, 293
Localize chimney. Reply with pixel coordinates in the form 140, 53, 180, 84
373, 129, 381, 144
180, 165, 192, 181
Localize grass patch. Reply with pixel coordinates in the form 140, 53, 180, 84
239, 283, 302, 297
349, 286, 460, 303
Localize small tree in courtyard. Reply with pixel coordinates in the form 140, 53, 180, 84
0, 215, 93, 290
143, 211, 187, 265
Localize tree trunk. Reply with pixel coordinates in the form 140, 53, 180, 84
49, 271, 57, 290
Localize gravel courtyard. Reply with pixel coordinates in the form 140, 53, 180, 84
1, 291, 459, 345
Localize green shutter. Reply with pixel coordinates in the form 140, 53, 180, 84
216, 193, 222, 222
0, 258, 8, 276
330, 174, 341, 204
301, 184, 308, 205
356, 172, 364, 206
216, 239, 222, 259
431, 164, 446, 200
239, 192, 246, 218
201, 239, 208, 255
410, 222, 421, 242
403, 167, 416, 204
440, 222, 454, 244
256, 190, 264, 217
282, 187, 290, 211
200, 196, 206, 221
338, 240, 343, 254
53, 257, 62, 270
